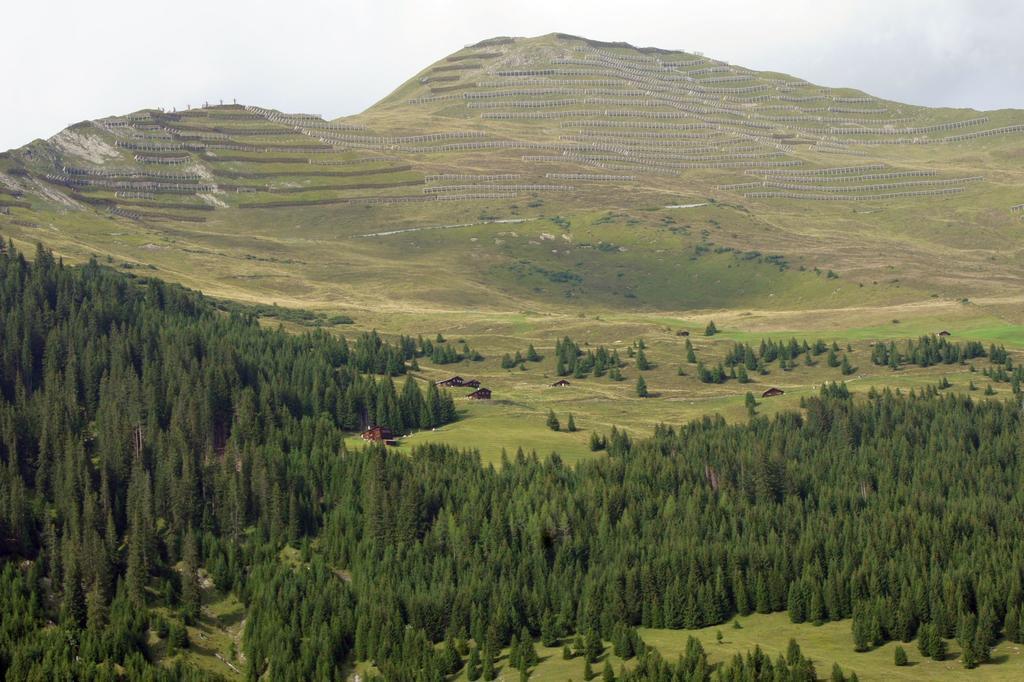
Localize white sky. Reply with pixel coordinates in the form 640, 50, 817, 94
4, 0, 1022, 152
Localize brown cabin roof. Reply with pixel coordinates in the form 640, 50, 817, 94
761, 387, 785, 398
361, 425, 394, 441
467, 388, 491, 399
551, 379, 571, 387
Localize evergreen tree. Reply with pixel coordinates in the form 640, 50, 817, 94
585, 628, 603, 663
841, 355, 854, 375
546, 410, 560, 431
85, 580, 107, 631
519, 627, 538, 669
467, 646, 482, 681
786, 638, 801, 665
180, 528, 201, 624
1004, 605, 1021, 643
636, 375, 648, 398
540, 610, 558, 647
61, 558, 85, 629
481, 646, 496, 681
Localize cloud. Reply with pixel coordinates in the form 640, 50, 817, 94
3, 0, 1021, 151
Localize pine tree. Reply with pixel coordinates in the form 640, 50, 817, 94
1004, 605, 1021, 643
894, 645, 907, 666
467, 646, 482, 681
180, 528, 201, 624
567, 413, 577, 432
540, 610, 558, 647
85, 580, 107, 631
481, 646, 496, 681
519, 627, 538, 669
546, 410, 560, 431
962, 637, 978, 669
852, 612, 870, 652
61, 557, 86, 629
442, 635, 462, 675
704, 321, 718, 336
841, 355, 854, 375
745, 391, 758, 418
788, 583, 806, 623
509, 633, 521, 669
786, 638, 801, 665
636, 375, 648, 398
917, 623, 936, 657
585, 628, 603, 663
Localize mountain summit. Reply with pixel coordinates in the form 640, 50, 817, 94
1, 33, 1023, 310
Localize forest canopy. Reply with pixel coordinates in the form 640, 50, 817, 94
1, 243, 1023, 680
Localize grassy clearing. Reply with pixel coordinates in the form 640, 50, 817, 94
151, 573, 245, 679
356, 612, 1024, 681
638, 613, 1024, 682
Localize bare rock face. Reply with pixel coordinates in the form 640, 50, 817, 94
49, 128, 120, 165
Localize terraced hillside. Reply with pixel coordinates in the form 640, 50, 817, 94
1, 33, 1023, 316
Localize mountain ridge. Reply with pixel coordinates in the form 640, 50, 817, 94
1, 32, 1023, 317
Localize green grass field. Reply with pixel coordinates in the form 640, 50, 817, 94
638, 613, 1024, 682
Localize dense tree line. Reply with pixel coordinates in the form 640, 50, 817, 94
314, 383, 1024, 675
0, 244, 454, 679
870, 335, 989, 369
416, 335, 482, 365
3, 243, 1024, 678
555, 336, 623, 378
721, 338, 850, 374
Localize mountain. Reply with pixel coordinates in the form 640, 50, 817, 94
1, 32, 1023, 316
6, 34, 1024, 682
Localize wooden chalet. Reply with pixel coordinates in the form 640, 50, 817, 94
467, 387, 491, 400
436, 376, 464, 387
761, 387, 785, 398
462, 379, 481, 388
551, 379, 571, 387
676, 330, 690, 337
361, 425, 394, 442
938, 330, 951, 337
